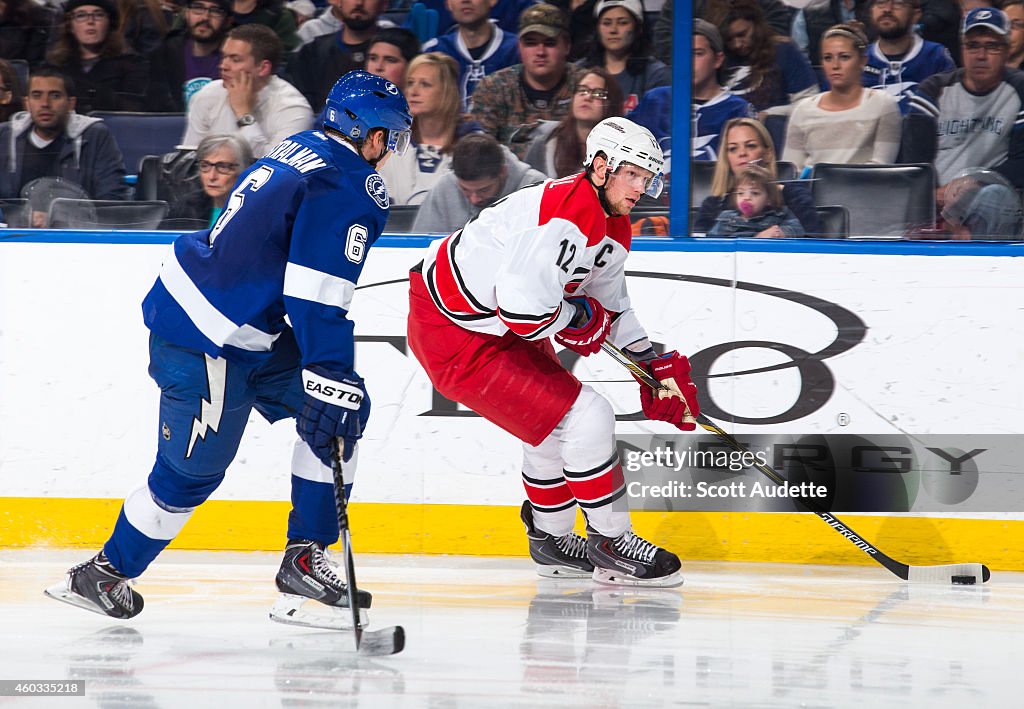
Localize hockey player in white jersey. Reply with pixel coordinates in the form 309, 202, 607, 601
407, 117, 700, 587
44, 71, 412, 628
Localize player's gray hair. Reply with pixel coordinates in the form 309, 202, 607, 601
196, 135, 255, 169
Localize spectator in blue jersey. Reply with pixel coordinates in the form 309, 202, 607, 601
718, 0, 818, 115
1003, 0, 1024, 69
694, 116, 822, 235
166, 134, 254, 228
230, 0, 300, 50
45, 71, 414, 628
422, 0, 520, 112
862, 0, 955, 113
0, 68, 128, 210
783, 22, 901, 172
378, 52, 483, 204
523, 66, 623, 177
580, 0, 668, 113
147, 0, 234, 111
45, 0, 150, 113
286, 0, 390, 109
366, 27, 421, 86
907, 7, 1024, 200
690, 18, 754, 161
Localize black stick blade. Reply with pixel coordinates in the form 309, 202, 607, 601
358, 625, 405, 656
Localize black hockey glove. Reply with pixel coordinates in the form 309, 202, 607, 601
297, 365, 370, 465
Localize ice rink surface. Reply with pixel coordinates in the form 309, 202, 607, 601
1, 550, 1020, 708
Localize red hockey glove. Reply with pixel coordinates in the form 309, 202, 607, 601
554, 296, 611, 356
638, 351, 700, 431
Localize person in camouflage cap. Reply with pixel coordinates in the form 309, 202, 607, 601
469, 3, 586, 159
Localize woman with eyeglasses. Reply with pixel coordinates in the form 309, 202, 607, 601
45, 0, 149, 113
377, 52, 482, 206
523, 66, 624, 178
579, 0, 668, 112
167, 134, 254, 228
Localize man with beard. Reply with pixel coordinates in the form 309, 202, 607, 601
286, 0, 390, 111
148, 0, 234, 111
411, 132, 546, 233
863, 0, 955, 112
295, 0, 393, 48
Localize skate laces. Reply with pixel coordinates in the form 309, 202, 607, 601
554, 533, 588, 560
309, 544, 343, 586
614, 531, 659, 564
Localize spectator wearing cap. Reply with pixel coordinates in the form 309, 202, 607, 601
229, 0, 300, 51
691, 18, 754, 161
45, 0, 150, 113
579, 0, 668, 112
907, 7, 1024, 198
862, 0, 954, 114
286, 0, 391, 110
422, 0, 521, 112
147, 0, 233, 111
182, 23, 312, 156
469, 3, 585, 159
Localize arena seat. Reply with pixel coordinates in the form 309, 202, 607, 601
0, 198, 31, 228
810, 163, 936, 237
813, 204, 850, 239
89, 112, 186, 174
48, 198, 169, 230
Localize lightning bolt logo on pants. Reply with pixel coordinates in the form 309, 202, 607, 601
187, 354, 227, 458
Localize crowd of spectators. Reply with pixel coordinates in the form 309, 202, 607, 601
0, 0, 1020, 239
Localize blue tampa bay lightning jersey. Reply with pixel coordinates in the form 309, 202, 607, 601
423, 24, 520, 112
141, 129, 389, 374
691, 90, 756, 161
862, 35, 955, 114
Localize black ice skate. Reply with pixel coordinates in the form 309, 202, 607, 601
44, 552, 143, 619
270, 539, 372, 630
521, 501, 595, 579
587, 529, 684, 588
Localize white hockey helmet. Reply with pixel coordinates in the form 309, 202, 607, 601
584, 117, 665, 199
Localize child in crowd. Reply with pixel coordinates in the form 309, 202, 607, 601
708, 165, 805, 238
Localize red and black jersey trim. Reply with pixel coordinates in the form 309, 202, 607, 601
498, 303, 564, 340
425, 230, 496, 323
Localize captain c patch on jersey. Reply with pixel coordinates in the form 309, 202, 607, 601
366, 173, 389, 210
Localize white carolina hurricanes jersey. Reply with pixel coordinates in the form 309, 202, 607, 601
421, 172, 649, 348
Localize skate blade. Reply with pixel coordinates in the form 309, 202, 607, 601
592, 567, 684, 589
44, 579, 122, 619
269, 593, 370, 630
535, 564, 594, 579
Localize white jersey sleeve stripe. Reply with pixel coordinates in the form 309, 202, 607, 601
158, 248, 277, 351
283, 262, 356, 312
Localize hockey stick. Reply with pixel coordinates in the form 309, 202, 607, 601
600, 341, 992, 585
330, 440, 406, 655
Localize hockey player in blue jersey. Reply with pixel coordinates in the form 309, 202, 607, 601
44, 71, 413, 630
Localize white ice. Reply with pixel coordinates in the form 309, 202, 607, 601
2, 550, 1021, 708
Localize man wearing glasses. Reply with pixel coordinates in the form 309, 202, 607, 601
46, 72, 413, 630
1002, 0, 1024, 69
148, 0, 233, 112
908, 7, 1024, 199
862, 0, 955, 112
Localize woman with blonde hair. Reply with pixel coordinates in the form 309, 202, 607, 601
783, 23, 901, 173
694, 116, 821, 236
377, 52, 481, 206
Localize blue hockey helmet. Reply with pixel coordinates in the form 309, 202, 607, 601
323, 70, 413, 156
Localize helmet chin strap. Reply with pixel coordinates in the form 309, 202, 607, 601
589, 165, 622, 217
366, 143, 388, 168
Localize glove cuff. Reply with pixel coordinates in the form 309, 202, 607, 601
302, 368, 364, 410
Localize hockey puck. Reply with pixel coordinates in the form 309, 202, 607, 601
951, 575, 976, 585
